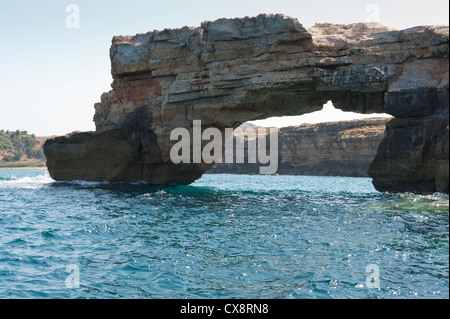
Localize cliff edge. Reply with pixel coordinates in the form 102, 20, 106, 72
209, 118, 390, 177
44, 14, 449, 193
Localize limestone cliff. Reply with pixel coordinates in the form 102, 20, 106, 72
44, 14, 449, 193
209, 118, 390, 177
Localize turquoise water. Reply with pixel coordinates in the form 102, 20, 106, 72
0, 170, 448, 299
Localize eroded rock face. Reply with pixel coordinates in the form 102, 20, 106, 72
44, 14, 449, 193
369, 115, 449, 193
209, 118, 390, 177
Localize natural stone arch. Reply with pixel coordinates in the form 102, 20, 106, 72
44, 14, 449, 193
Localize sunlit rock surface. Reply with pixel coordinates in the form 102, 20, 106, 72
44, 14, 449, 192
209, 118, 390, 177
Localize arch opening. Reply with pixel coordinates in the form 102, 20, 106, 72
209, 101, 392, 177
247, 101, 392, 128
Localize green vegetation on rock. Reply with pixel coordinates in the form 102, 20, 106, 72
0, 130, 45, 167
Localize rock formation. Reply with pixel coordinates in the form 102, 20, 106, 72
209, 118, 390, 177
44, 14, 449, 193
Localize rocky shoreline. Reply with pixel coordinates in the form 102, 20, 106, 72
209, 118, 390, 177
44, 14, 449, 193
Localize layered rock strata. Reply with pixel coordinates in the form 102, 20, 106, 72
44, 14, 449, 193
209, 118, 390, 177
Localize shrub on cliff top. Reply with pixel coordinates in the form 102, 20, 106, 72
0, 130, 44, 161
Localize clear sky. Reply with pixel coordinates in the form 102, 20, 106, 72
0, 0, 448, 136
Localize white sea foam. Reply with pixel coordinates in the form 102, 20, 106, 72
0, 172, 153, 189
0, 172, 54, 189
52, 180, 106, 187
52, 179, 150, 187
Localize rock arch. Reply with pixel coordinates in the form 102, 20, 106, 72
44, 14, 449, 193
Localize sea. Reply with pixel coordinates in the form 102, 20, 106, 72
0, 169, 448, 299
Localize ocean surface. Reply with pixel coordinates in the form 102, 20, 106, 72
0, 169, 448, 299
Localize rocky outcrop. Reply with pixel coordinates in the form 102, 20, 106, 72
369, 115, 449, 193
209, 118, 390, 177
44, 14, 449, 193
43, 127, 209, 185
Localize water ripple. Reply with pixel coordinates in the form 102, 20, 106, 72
0, 171, 448, 299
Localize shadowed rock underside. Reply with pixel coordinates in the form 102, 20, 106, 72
44, 14, 449, 193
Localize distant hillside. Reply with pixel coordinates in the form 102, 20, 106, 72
2, 118, 389, 172
0, 130, 48, 167
208, 118, 391, 177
